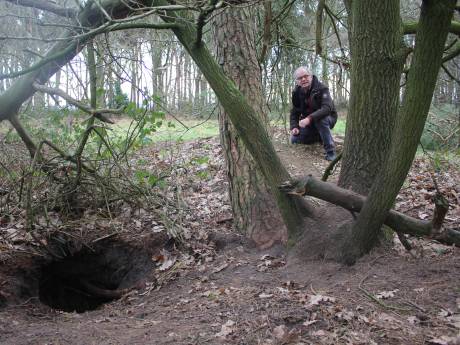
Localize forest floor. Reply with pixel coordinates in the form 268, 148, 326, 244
0, 130, 459, 345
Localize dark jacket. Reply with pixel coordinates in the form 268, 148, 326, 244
290, 75, 338, 130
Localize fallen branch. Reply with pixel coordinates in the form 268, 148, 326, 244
280, 175, 460, 246
359, 273, 412, 312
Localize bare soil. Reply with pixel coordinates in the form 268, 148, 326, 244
0, 134, 459, 345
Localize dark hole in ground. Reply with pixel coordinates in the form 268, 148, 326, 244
39, 241, 154, 313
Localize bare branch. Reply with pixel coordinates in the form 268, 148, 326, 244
404, 20, 460, 35
2, 0, 78, 18
443, 41, 460, 63
315, 0, 325, 55
195, 0, 220, 48
324, 4, 347, 59
441, 64, 460, 83
32, 82, 119, 124
258, 0, 272, 64
8, 114, 37, 158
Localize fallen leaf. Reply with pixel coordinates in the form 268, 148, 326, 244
302, 320, 318, 326
335, 310, 354, 322
260, 254, 275, 261
215, 320, 235, 338
276, 287, 289, 294
447, 314, 460, 329
311, 330, 326, 337
306, 294, 336, 307
212, 263, 229, 274
273, 325, 287, 340
407, 316, 418, 324
376, 312, 402, 329
439, 309, 453, 318
375, 289, 399, 299
159, 257, 176, 271
427, 336, 452, 345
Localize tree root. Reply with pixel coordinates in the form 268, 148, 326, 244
79, 279, 137, 300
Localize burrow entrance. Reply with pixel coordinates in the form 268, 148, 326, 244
39, 240, 155, 313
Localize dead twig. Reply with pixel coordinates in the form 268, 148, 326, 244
358, 273, 412, 312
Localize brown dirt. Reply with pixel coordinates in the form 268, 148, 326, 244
0, 135, 459, 345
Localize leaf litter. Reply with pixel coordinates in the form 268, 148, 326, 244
0, 136, 459, 344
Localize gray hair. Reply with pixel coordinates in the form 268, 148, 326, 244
293, 66, 312, 79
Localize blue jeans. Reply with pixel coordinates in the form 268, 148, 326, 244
291, 115, 336, 153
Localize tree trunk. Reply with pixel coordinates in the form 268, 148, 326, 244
194, 68, 202, 106
54, 69, 61, 106
95, 40, 106, 107
340, 0, 455, 264
130, 42, 138, 105
212, 6, 288, 246
338, 0, 403, 196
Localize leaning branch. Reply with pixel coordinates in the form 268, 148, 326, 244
105, 22, 181, 32
441, 64, 460, 83
0, 42, 78, 80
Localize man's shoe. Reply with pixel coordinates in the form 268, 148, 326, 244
325, 151, 336, 161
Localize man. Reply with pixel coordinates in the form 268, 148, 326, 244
290, 66, 337, 161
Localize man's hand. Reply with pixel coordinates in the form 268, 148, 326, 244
299, 116, 311, 128
291, 128, 300, 135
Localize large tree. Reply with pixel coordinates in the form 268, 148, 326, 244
212, 6, 287, 247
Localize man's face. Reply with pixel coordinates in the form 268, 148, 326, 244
296, 70, 312, 90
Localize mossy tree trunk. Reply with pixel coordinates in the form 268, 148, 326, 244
338, 0, 403, 196
212, 7, 287, 246
340, 0, 456, 264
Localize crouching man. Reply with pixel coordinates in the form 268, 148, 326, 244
290, 66, 338, 161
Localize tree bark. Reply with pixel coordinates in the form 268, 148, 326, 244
338, 0, 403, 196
341, 0, 456, 264
213, 6, 287, 247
